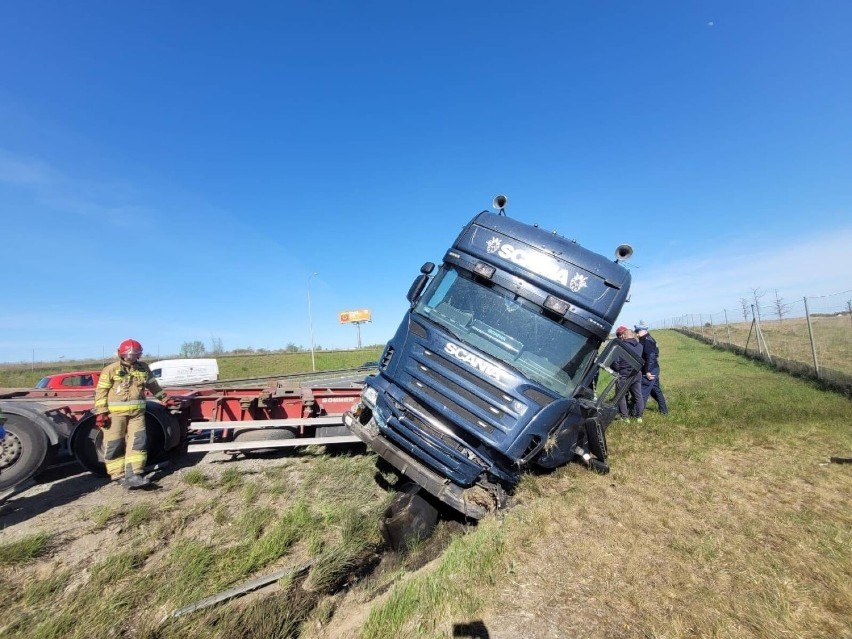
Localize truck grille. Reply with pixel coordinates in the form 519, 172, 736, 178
410, 377, 494, 433
397, 394, 478, 456
404, 346, 529, 439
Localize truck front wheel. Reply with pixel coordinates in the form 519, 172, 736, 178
0, 414, 50, 490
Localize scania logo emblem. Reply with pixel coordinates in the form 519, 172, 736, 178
569, 273, 588, 292
444, 342, 504, 382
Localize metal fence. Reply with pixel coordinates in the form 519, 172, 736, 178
654, 289, 852, 396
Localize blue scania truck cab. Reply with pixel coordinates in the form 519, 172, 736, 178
344, 202, 642, 519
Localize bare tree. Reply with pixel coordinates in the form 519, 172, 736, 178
772, 289, 789, 322
750, 287, 767, 322
180, 341, 206, 357
209, 336, 224, 355
739, 298, 750, 322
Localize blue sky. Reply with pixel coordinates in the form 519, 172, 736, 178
1, 1, 850, 363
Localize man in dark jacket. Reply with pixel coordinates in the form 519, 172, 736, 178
614, 326, 645, 422
635, 323, 669, 415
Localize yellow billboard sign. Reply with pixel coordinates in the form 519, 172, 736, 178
339, 309, 372, 324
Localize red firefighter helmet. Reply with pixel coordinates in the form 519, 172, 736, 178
117, 339, 143, 362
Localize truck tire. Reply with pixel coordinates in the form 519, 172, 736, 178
70, 409, 174, 476
378, 483, 439, 552
583, 418, 608, 462
230, 428, 296, 457
0, 414, 50, 490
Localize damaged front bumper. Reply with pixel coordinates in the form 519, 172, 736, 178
345, 407, 506, 520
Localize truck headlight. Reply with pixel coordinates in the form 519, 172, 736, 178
362, 385, 379, 410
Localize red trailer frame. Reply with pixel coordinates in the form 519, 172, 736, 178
0, 375, 366, 489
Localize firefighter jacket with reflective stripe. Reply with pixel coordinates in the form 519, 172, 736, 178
94, 360, 166, 415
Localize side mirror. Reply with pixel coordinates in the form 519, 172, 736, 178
420, 262, 435, 275
407, 274, 430, 304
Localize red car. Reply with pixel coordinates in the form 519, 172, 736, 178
35, 371, 101, 390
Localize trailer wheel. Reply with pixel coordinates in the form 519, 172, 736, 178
231, 428, 296, 457
70, 412, 171, 476
0, 414, 50, 490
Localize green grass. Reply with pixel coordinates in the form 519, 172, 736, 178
127, 503, 155, 528
236, 506, 274, 540
686, 313, 852, 377
90, 549, 150, 586
1, 331, 849, 639
361, 518, 505, 638
23, 569, 72, 605
218, 467, 244, 491
183, 468, 212, 488
88, 505, 117, 529
217, 347, 384, 380
353, 330, 852, 639
0, 532, 51, 565
242, 480, 259, 505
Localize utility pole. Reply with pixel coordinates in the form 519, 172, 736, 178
308, 272, 318, 372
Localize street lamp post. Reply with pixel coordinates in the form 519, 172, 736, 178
308, 272, 318, 372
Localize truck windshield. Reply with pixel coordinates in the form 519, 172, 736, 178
414, 267, 598, 396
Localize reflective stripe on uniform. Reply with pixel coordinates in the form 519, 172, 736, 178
125, 450, 146, 473
108, 401, 147, 412
97, 380, 112, 389
126, 450, 146, 463
95, 399, 109, 407
105, 457, 125, 478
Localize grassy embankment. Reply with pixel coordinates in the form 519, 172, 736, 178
356, 331, 852, 639
0, 331, 849, 638
690, 313, 852, 376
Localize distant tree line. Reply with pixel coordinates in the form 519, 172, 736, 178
176, 336, 386, 358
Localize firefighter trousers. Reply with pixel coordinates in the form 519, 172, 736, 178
102, 410, 147, 479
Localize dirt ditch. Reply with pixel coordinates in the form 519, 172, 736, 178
0, 446, 472, 638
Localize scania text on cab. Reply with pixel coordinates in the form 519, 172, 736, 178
344, 197, 642, 519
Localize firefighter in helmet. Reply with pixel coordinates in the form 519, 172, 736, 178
93, 339, 174, 489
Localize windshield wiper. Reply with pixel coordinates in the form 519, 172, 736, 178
419, 308, 465, 342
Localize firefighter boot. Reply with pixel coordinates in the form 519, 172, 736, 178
122, 465, 151, 490
123, 473, 151, 490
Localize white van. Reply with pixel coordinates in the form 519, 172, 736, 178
149, 358, 219, 386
